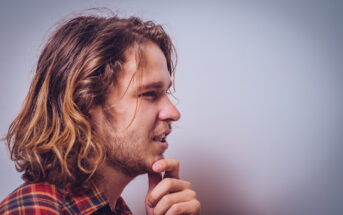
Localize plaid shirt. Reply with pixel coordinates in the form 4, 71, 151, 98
0, 182, 132, 215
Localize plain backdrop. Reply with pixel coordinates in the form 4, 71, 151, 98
1, 0, 342, 214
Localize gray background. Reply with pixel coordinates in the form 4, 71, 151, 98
1, 0, 342, 214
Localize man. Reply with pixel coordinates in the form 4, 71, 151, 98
0, 13, 200, 215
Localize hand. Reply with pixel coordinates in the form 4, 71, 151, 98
145, 158, 201, 215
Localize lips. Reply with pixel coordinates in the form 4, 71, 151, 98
153, 133, 166, 142
153, 129, 171, 141
152, 130, 171, 150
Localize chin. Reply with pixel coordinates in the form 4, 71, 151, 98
146, 154, 164, 167
153, 153, 165, 162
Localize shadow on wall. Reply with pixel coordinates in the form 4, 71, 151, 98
180, 140, 262, 215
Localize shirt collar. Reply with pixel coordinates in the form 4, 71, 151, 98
65, 182, 131, 215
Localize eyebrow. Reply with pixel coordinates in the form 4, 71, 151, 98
137, 81, 172, 91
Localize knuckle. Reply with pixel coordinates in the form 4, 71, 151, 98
153, 207, 162, 215
194, 199, 201, 208
162, 194, 171, 204
164, 178, 174, 188
188, 189, 197, 199
194, 200, 201, 212
160, 160, 166, 168
184, 180, 192, 189
148, 193, 157, 204
170, 204, 182, 214
155, 195, 173, 215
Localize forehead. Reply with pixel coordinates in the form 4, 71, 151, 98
118, 41, 171, 92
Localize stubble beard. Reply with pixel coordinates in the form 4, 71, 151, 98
98, 116, 153, 177
94, 110, 171, 177
104, 130, 150, 177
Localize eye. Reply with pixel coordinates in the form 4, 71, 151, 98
139, 91, 158, 100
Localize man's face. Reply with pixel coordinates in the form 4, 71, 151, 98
91, 41, 180, 176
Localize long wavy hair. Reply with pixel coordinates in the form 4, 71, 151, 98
5, 12, 176, 191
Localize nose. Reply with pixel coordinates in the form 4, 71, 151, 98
158, 96, 181, 122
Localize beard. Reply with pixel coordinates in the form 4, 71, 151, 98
96, 114, 169, 177
92, 106, 171, 177
103, 129, 150, 177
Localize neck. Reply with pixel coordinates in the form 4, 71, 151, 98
94, 163, 135, 211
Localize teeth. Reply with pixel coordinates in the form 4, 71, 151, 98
155, 133, 166, 142
159, 134, 165, 141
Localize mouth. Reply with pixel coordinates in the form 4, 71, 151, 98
152, 130, 171, 150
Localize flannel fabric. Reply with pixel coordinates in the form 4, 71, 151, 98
0, 182, 132, 215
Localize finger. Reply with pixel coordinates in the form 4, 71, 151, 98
153, 189, 197, 215
148, 172, 162, 193
152, 158, 180, 179
148, 178, 192, 207
165, 199, 201, 215
146, 172, 162, 209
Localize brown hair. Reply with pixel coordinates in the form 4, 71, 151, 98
5, 12, 176, 191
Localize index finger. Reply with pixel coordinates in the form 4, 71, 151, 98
152, 158, 180, 179
148, 172, 162, 193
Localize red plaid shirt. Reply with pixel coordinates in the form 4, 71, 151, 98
0, 182, 132, 215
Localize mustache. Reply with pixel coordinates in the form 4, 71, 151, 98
151, 123, 172, 137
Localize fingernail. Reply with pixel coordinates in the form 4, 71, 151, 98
153, 162, 161, 171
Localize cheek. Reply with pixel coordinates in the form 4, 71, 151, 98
113, 105, 139, 130
127, 108, 158, 143
137, 105, 159, 126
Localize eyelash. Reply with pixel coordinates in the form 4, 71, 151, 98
139, 91, 159, 100
139, 90, 171, 100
